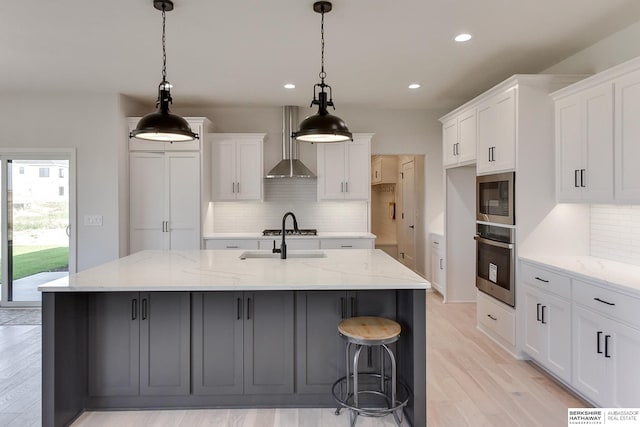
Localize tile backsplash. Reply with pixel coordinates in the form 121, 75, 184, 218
211, 179, 368, 233
590, 205, 640, 266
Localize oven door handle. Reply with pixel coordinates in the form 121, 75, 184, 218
474, 235, 514, 249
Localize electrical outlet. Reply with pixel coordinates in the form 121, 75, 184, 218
84, 215, 103, 226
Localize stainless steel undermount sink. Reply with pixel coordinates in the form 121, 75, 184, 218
239, 250, 327, 260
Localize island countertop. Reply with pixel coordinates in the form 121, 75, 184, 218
39, 249, 430, 292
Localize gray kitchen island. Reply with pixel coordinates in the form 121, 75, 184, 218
40, 249, 429, 427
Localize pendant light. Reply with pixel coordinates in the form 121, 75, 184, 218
293, 1, 352, 143
130, 0, 198, 142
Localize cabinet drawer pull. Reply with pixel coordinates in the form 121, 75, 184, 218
597, 331, 603, 354
580, 169, 586, 187
541, 305, 547, 324
487, 314, 497, 321
536, 303, 541, 322
594, 297, 615, 306
534, 276, 549, 283
340, 245, 353, 248
237, 297, 242, 320
226, 245, 239, 249
604, 335, 611, 358
132, 298, 138, 320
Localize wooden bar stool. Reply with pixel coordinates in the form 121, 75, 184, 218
332, 316, 408, 427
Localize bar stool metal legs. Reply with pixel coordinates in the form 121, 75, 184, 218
332, 316, 409, 427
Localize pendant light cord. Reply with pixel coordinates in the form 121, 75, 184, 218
319, 7, 326, 84
161, 3, 167, 83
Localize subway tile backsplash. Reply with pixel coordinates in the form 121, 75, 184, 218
591, 205, 640, 266
212, 179, 368, 233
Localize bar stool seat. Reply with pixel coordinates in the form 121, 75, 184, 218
332, 316, 409, 427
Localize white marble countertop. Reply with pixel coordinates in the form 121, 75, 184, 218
519, 255, 640, 296
39, 249, 429, 292
203, 232, 376, 240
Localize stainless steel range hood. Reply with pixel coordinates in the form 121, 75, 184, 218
265, 106, 316, 178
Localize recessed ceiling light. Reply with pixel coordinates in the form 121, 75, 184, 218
455, 33, 472, 42
284, 83, 296, 89
408, 83, 421, 89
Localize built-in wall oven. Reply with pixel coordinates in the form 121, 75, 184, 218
474, 223, 515, 307
477, 172, 515, 225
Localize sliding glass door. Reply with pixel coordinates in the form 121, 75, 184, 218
0, 151, 75, 307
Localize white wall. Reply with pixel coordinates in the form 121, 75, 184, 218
0, 92, 129, 271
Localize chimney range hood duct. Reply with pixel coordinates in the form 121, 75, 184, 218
266, 106, 316, 178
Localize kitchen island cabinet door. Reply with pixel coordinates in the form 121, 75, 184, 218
295, 291, 346, 395
88, 292, 140, 397
139, 292, 191, 396
192, 292, 244, 395
244, 291, 295, 395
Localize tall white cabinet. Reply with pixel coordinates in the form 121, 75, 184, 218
317, 134, 372, 201
128, 117, 213, 253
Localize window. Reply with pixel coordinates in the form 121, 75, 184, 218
59, 186, 65, 196
59, 168, 65, 178
39, 167, 49, 178
19, 167, 24, 174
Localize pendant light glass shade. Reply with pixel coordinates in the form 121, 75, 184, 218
293, 1, 352, 143
130, 0, 197, 142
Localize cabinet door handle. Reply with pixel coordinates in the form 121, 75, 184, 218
232, 182, 235, 193
345, 182, 349, 193
574, 169, 579, 188
580, 169, 586, 187
237, 182, 240, 193
453, 144, 457, 156
340, 297, 346, 319
597, 331, 603, 354
132, 298, 138, 320
534, 276, 549, 283
489, 147, 492, 162
536, 303, 541, 322
604, 335, 611, 358
487, 314, 497, 321
247, 297, 252, 320
594, 297, 615, 306
350, 297, 356, 317
541, 306, 547, 324
367, 347, 373, 368
341, 182, 344, 193
142, 298, 148, 320
237, 297, 242, 320
439, 258, 443, 270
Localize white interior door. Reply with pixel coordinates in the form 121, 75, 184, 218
400, 160, 416, 270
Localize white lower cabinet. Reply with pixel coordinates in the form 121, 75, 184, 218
522, 284, 572, 383
520, 259, 640, 407
477, 290, 515, 348
205, 239, 258, 250
573, 296, 640, 407
320, 238, 374, 249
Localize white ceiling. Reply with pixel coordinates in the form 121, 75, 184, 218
3, 0, 640, 111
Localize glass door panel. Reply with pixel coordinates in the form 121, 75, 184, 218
2, 159, 70, 304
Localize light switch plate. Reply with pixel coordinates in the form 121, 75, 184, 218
84, 215, 103, 226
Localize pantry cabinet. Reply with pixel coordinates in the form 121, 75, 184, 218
130, 151, 200, 252
317, 134, 372, 200
210, 134, 265, 201
442, 108, 476, 168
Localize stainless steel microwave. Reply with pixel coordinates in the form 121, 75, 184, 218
476, 172, 515, 225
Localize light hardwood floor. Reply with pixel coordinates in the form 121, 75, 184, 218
0, 291, 587, 426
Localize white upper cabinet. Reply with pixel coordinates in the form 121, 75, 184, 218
317, 134, 372, 200
614, 68, 640, 202
442, 108, 476, 168
555, 83, 614, 203
210, 134, 265, 201
371, 156, 397, 185
553, 56, 640, 203
477, 87, 516, 175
